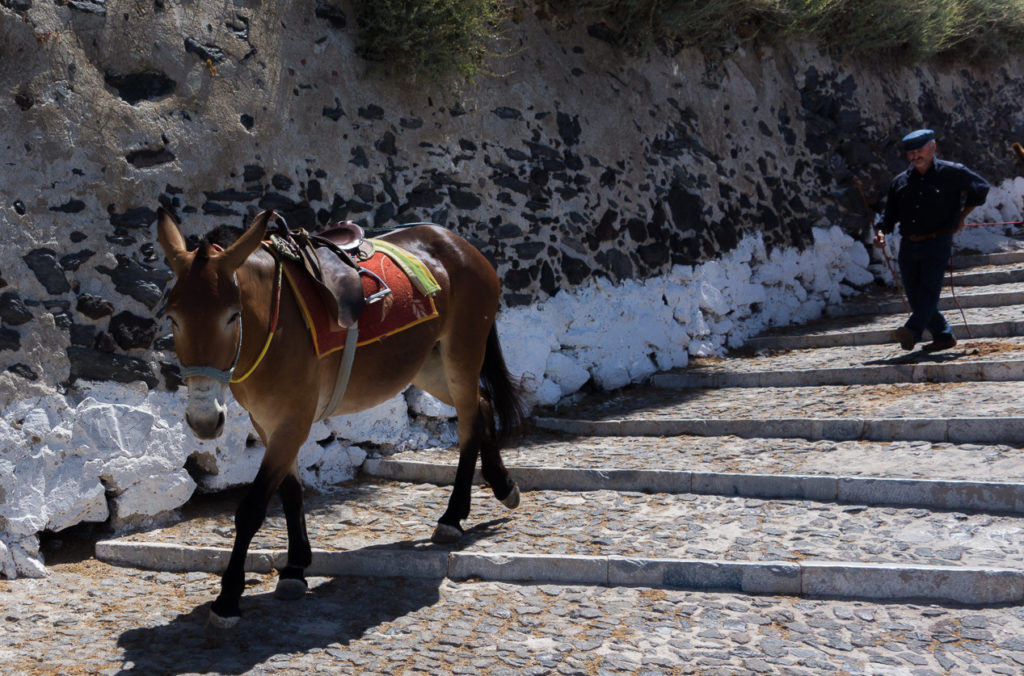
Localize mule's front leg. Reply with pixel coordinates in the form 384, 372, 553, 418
208, 467, 277, 628
274, 468, 312, 600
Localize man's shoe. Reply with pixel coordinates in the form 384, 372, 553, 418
922, 336, 957, 352
890, 326, 917, 351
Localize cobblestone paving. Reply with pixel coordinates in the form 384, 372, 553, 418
757, 303, 1024, 338
547, 380, 1024, 421
678, 337, 1024, 375
390, 433, 1024, 483
5, 555, 1024, 676
102, 482, 1024, 573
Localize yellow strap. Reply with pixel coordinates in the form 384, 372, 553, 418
231, 262, 283, 384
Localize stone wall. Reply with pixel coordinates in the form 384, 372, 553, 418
1, 0, 1023, 577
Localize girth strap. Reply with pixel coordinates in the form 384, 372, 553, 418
315, 319, 359, 422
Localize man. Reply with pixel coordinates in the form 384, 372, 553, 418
874, 129, 990, 352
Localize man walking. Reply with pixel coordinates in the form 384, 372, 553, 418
873, 129, 990, 352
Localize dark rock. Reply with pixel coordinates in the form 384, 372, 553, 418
666, 184, 703, 229
106, 229, 138, 246
0, 292, 32, 326
323, 101, 345, 121
59, 250, 95, 271
202, 202, 240, 216
350, 146, 369, 168
23, 249, 70, 294
160, 362, 182, 391
50, 199, 86, 213
0, 328, 19, 351
272, 175, 293, 191
226, 14, 249, 38
108, 205, 157, 229
13, 200, 26, 215
314, 1, 346, 28
153, 333, 175, 351
6, 1, 31, 14
68, 0, 106, 16
399, 117, 423, 129
637, 242, 669, 268
70, 323, 96, 347
459, 139, 477, 152
184, 37, 227, 63
449, 189, 481, 210
126, 147, 176, 168
7, 364, 37, 381
557, 112, 581, 146
596, 249, 633, 281
375, 131, 397, 156
305, 179, 323, 203
205, 188, 261, 202
353, 183, 375, 203
242, 165, 265, 182
240, 113, 255, 129
493, 107, 522, 120
493, 223, 522, 239
67, 346, 158, 388
586, 23, 619, 45
76, 293, 115, 320
560, 252, 590, 286
96, 255, 170, 308
593, 209, 618, 242
504, 268, 532, 290
513, 241, 545, 259
104, 70, 175, 105
358, 104, 384, 120
109, 311, 158, 350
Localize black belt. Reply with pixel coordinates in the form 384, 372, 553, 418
906, 229, 955, 242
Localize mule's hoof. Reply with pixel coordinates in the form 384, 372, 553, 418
431, 522, 463, 543
207, 609, 240, 630
274, 577, 308, 601
500, 483, 520, 510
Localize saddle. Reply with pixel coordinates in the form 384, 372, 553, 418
267, 221, 389, 329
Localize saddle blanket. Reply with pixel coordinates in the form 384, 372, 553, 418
283, 241, 439, 358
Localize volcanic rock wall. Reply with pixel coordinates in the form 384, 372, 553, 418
1, 0, 1023, 577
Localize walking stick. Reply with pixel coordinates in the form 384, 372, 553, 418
854, 177, 910, 313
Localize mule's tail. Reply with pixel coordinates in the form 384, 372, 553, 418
480, 324, 526, 441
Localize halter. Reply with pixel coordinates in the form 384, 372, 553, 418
178, 260, 284, 385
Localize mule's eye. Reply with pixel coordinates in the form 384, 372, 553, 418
228, 311, 241, 325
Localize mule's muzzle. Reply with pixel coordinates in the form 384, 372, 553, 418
185, 378, 229, 439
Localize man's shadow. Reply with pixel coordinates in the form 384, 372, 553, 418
863, 348, 976, 366
114, 518, 509, 675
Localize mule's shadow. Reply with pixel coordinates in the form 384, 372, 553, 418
113, 521, 508, 675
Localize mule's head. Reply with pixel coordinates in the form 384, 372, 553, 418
156, 208, 274, 439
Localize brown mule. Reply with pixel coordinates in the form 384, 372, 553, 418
156, 208, 524, 628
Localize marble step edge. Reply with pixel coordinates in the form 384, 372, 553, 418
363, 459, 1024, 515
831, 289, 1024, 317
94, 540, 1024, 606
650, 359, 1024, 388
533, 416, 1024, 445
747, 319, 1024, 350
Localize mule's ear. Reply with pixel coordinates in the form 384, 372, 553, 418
222, 210, 275, 270
156, 207, 190, 277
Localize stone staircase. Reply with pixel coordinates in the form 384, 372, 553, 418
97, 248, 1024, 606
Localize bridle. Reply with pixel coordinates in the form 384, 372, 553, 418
177, 257, 285, 385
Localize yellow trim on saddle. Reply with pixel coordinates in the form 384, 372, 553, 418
369, 238, 441, 296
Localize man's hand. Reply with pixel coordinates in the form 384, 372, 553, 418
873, 230, 886, 249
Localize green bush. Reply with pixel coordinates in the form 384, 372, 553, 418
352, 0, 510, 85
351, 0, 1024, 83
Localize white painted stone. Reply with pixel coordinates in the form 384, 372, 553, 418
406, 387, 456, 418
109, 470, 196, 527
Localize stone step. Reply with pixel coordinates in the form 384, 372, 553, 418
831, 282, 1024, 317
747, 304, 1024, 350
656, 359, 1024, 389
952, 249, 1024, 269
534, 380, 1024, 444
936, 262, 1024, 286
95, 482, 1024, 605
363, 458, 1024, 514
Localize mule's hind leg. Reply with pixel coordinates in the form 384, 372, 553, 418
275, 465, 312, 600
478, 397, 519, 509
413, 345, 481, 543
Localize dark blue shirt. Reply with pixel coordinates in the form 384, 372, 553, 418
881, 159, 989, 237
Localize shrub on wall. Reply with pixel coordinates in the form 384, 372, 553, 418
352, 0, 510, 84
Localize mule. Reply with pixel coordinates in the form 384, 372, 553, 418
156, 208, 524, 627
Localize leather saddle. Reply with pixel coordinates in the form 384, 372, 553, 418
269, 221, 388, 329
